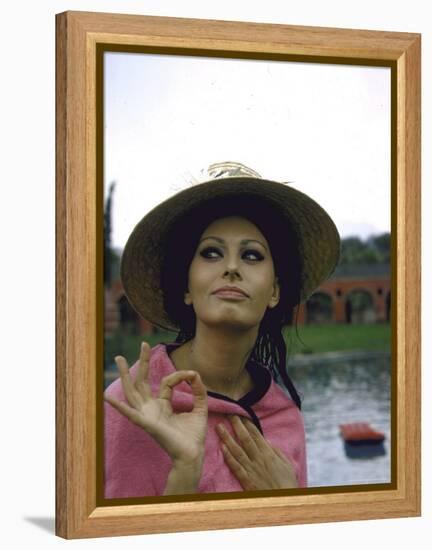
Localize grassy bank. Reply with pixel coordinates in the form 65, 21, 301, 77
105, 322, 391, 368
285, 322, 391, 355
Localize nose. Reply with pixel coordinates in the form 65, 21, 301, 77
223, 256, 242, 280
223, 268, 241, 280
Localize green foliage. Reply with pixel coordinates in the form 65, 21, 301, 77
109, 248, 121, 280
340, 232, 390, 265
104, 329, 175, 369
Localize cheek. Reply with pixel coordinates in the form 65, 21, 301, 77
255, 268, 276, 294
187, 261, 211, 294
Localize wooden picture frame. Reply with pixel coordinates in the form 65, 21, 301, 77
55, 11, 421, 539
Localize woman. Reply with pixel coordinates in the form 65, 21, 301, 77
104, 162, 340, 498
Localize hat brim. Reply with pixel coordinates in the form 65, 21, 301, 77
120, 177, 340, 332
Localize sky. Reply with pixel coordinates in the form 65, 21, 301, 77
104, 52, 391, 251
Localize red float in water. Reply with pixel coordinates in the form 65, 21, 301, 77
339, 423, 385, 444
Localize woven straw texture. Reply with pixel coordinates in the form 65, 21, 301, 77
120, 177, 340, 332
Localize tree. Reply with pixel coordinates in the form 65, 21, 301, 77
340, 232, 390, 265
368, 233, 391, 263
104, 181, 116, 284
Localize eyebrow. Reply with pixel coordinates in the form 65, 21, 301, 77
199, 236, 269, 252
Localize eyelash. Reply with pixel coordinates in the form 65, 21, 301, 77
199, 246, 264, 262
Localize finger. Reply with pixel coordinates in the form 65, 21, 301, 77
229, 415, 259, 459
158, 370, 199, 401
104, 393, 146, 427
115, 355, 141, 408
272, 445, 288, 461
271, 446, 298, 486
216, 423, 249, 466
188, 372, 208, 416
135, 342, 152, 399
272, 445, 295, 473
241, 417, 269, 451
221, 444, 255, 491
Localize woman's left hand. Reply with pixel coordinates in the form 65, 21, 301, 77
216, 415, 298, 491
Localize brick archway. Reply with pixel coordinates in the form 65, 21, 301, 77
344, 288, 375, 323
305, 291, 334, 324
296, 266, 390, 324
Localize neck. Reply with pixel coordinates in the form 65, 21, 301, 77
174, 324, 259, 399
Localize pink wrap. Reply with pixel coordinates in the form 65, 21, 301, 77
104, 343, 307, 497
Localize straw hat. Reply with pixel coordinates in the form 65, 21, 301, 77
120, 162, 340, 331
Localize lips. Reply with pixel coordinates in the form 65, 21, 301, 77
212, 286, 249, 298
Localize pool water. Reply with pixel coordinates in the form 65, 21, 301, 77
289, 356, 392, 487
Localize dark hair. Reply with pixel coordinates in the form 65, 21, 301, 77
160, 195, 303, 409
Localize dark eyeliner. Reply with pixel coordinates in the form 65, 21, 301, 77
243, 249, 264, 261
199, 246, 222, 258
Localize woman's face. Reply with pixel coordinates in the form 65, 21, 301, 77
184, 216, 280, 331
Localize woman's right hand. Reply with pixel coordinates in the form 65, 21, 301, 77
104, 342, 208, 468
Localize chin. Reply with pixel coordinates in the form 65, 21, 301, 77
198, 314, 261, 333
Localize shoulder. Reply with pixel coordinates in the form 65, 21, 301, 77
256, 373, 304, 422
269, 378, 301, 410
258, 378, 306, 449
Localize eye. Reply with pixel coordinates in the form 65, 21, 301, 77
242, 249, 264, 261
199, 246, 222, 259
